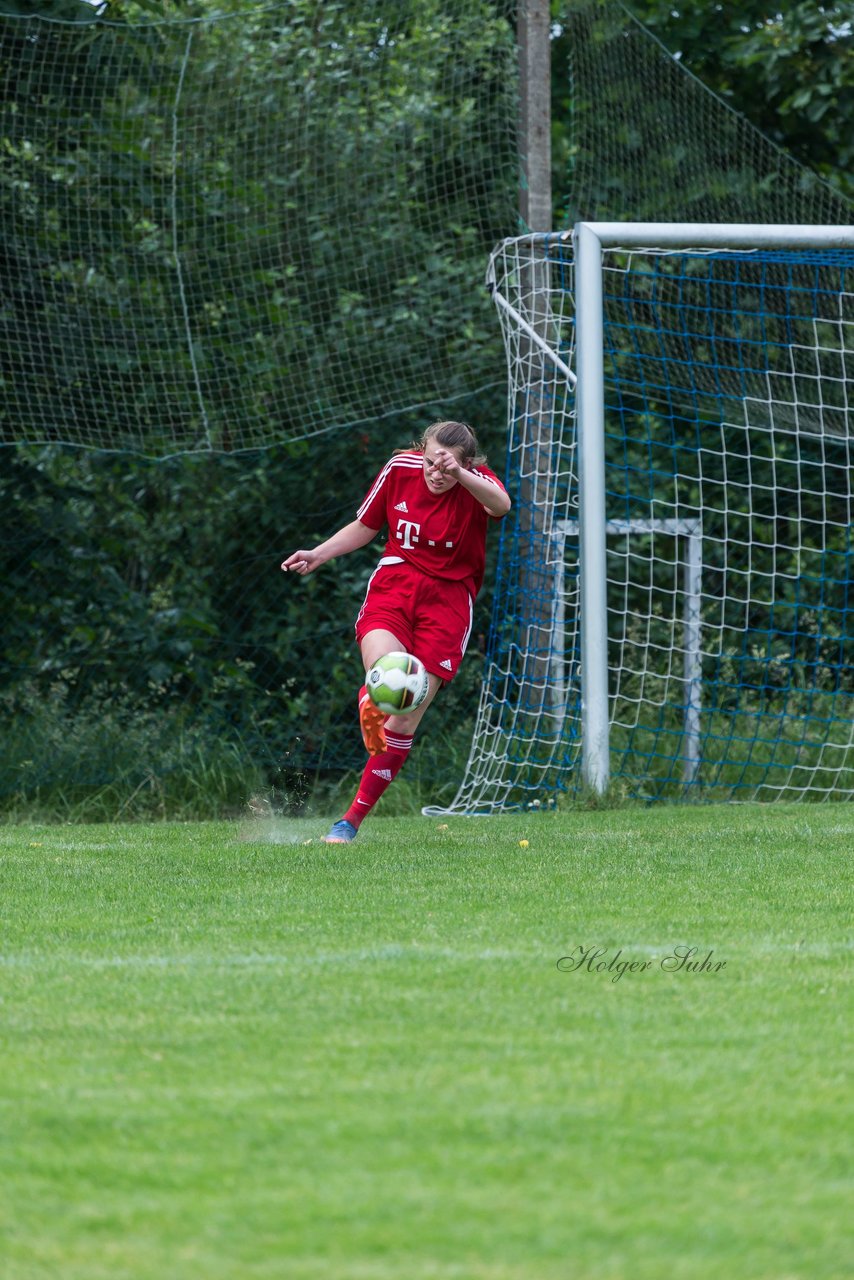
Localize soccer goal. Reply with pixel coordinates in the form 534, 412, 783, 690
435, 223, 854, 814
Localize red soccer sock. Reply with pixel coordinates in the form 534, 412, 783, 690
342, 730, 414, 829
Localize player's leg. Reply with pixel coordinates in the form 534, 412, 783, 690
360, 627, 406, 671
353, 559, 415, 757
357, 627, 402, 756
358, 626, 444, 742
323, 627, 405, 844
382, 671, 442, 734
324, 665, 444, 844
324, 570, 462, 845
358, 576, 472, 817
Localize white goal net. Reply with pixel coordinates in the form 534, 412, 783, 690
432, 224, 854, 812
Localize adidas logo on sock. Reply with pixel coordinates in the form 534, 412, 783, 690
372, 768, 393, 781
439, 659, 453, 671
393, 500, 409, 512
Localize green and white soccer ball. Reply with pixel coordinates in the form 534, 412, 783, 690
366, 651, 430, 715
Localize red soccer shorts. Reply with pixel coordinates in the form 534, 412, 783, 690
355, 556, 474, 681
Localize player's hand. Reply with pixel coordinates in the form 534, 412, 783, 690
431, 447, 463, 479
281, 549, 317, 575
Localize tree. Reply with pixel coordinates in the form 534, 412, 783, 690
625, 1, 854, 203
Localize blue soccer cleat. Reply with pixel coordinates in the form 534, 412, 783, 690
323, 819, 358, 844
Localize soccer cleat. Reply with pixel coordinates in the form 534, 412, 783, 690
323, 819, 358, 844
359, 687, 387, 756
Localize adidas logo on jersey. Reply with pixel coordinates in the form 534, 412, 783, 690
439, 659, 453, 671
372, 768, 393, 781
393, 500, 409, 512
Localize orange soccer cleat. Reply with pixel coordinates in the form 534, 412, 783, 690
358, 686, 387, 756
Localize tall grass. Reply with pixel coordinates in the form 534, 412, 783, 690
1, 688, 267, 821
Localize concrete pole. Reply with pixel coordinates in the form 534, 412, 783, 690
518, 0, 552, 234
516, 2, 560, 732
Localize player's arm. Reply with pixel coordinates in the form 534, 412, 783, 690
433, 448, 511, 517
281, 518, 379, 576
462, 469, 511, 517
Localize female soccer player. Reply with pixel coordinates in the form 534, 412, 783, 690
281, 420, 511, 842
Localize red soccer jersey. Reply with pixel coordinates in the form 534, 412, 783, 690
356, 451, 508, 598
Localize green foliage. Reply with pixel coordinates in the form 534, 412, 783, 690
554, 0, 853, 224
0, 0, 515, 813
0, 389, 506, 815
0, 1, 516, 453
625, 0, 854, 202
0, 1, 102, 19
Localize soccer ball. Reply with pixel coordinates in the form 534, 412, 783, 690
366, 651, 429, 715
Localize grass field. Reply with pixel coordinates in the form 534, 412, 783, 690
1, 806, 851, 1279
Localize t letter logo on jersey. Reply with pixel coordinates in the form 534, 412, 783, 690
396, 518, 421, 550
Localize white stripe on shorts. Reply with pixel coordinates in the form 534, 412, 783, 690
460, 591, 474, 655
355, 556, 404, 630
